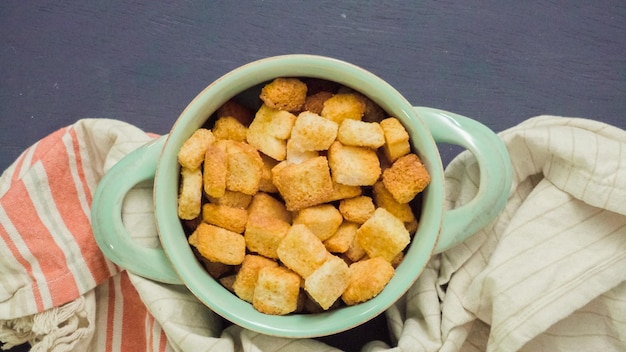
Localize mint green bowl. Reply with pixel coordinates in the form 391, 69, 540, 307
92, 54, 512, 338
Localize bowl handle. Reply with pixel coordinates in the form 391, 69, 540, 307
415, 107, 512, 253
91, 135, 183, 284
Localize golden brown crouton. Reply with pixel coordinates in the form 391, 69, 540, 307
380, 117, 411, 162
203, 144, 227, 198
324, 221, 359, 253
304, 255, 351, 310
272, 156, 335, 211
322, 181, 363, 203
372, 181, 416, 223
277, 224, 329, 278
382, 153, 431, 203
339, 196, 376, 224
206, 190, 252, 209
178, 128, 215, 169
303, 91, 334, 115
328, 141, 381, 186
233, 254, 279, 303
212, 116, 248, 142
247, 192, 292, 224
188, 223, 246, 265
217, 99, 254, 126
337, 119, 385, 149
293, 204, 343, 241
244, 213, 291, 259
356, 207, 410, 262
288, 111, 338, 152
177, 167, 203, 220
320, 93, 366, 124
342, 257, 394, 306
202, 203, 248, 233
253, 266, 302, 315
259, 77, 308, 112
220, 140, 264, 195
246, 104, 297, 161
344, 235, 366, 262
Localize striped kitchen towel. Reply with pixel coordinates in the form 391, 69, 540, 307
1, 116, 625, 351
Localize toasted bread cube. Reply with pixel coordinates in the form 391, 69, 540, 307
177, 128, 215, 169
337, 119, 385, 149
360, 94, 388, 123
324, 221, 359, 253
244, 214, 291, 259
202, 203, 248, 234
286, 142, 319, 164
328, 141, 381, 186
380, 117, 411, 162
356, 208, 410, 262
233, 254, 279, 303
339, 196, 376, 224
304, 255, 351, 310
344, 235, 366, 262
322, 181, 363, 203
207, 190, 252, 209
272, 156, 334, 211
293, 204, 343, 241
203, 144, 227, 198
212, 116, 248, 142
178, 167, 203, 220
277, 224, 329, 278
219, 140, 264, 195
258, 153, 279, 193
188, 223, 246, 265
246, 105, 296, 161
382, 153, 431, 203
217, 99, 254, 125
320, 93, 366, 124
288, 111, 338, 152
372, 181, 416, 223
259, 77, 308, 112
342, 257, 394, 305
303, 91, 334, 115
253, 266, 301, 315
248, 192, 292, 224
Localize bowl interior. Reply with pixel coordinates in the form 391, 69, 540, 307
153, 54, 445, 337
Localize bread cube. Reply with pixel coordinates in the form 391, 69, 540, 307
322, 181, 363, 203
286, 142, 319, 164
382, 153, 431, 203
372, 181, 416, 223
202, 203, 248, 233
337, 119, 385, 149
272, 156, 334, 211
246, 104, 296, 161
244, 213, 291, 259
324, 221, 359, 253
203, 144, 227, 198
212, 116, 248, 142
188, 223, 246, 265
288, 111, 338, 152
207, 190, 252, 209
303, 91, 334, 115
339, 196, 376, 224
253, 266, 301, 315
258, 153, 279, 193
177, 128, 215, 169
328, 141, 381, 186
248, 192, 292, 224
220, 140, 264, 195
217, 99, 254, 126
233, 254, 279, 303
177, 167, 203, 220
304, 255, 351, 310
344, 235, 366, 262
320, 93, 365, 124
277, 224, 329, 278
259, 77, 308, 112
293, 204, 343, 241
380, 117, 411, 162
356, 207, 410, 262
342, 257, 394, 305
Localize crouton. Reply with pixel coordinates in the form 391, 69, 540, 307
259, 77, 308, 112
344, 235, 366, 262
356, 207, 410, 262
212, 116, 248, 142
382, 153, 431, 203
253, 266, 302, 315
188, 223, 246, 265
246, 104, 296, 161
220, 140, 264, 195
247, 192, 292, 224
328, 141, 381, 186
339, 196, 376, 224
337, 119, 385, 149
233, 254, 279, 303
320, 93, 366, 124
303, 91, 334, 115
207, 190, 252, 209
277, 224, 329, 278
342, 257, 394, 305
285, 142, 319, 164
288, 111, 338, 152
178, 167, 203, 220
372, 181, 416, 223
272, 156, 334, 211
202, 203, 248, 233
258, 153, 279, 193
203, 144, 227, 198
322, 181, 363, 203
293, 204, 343, 241
380, 117, 411, 162
177, 128, 215, 169
217, 99, 254, 126
324, 221, 359, 253
244, 214, 291, 259
304, 255, 351, 310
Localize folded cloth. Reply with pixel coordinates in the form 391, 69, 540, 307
1, 116, 625, 351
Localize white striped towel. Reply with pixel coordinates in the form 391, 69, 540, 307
0, 116, 624, 351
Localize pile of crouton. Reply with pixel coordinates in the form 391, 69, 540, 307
177, 77, 430, 315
